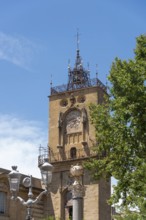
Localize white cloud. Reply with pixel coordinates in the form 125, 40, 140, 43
0, 32, 37, 70
0, 114, 48, 178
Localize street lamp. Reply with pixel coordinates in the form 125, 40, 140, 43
8, 159, 53, 220
40, 158, 53, 190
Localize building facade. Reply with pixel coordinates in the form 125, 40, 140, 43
38, 48, 111, 219
0, 168, 47, 220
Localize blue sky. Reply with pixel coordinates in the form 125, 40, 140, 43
0, 0, 145, 177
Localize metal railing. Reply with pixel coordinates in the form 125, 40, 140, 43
38, 147, 97, 166
51, 78, 107, 95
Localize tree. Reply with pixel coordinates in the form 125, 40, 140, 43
85, 35, 146, 219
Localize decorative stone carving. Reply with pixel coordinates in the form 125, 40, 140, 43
70, 93, 76, 106
70, 164, 85, 198
70, 164, 83, 177
71, 183, 84, 198
58, 112, 63, 128
66, 110, 82, 134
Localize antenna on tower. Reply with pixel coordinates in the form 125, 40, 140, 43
106, 73, 108, 89
68, 59, 71, 75
96, 64, 98, 79
87, 62, 90, 72
68, 59, 71, 68
50, 74, 53, 88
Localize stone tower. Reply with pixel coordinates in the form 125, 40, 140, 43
39, 47, 111, 220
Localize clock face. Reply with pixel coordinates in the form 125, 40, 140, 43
66, 110, 82, 134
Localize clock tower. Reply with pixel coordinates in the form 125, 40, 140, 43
39, 47, 111, 220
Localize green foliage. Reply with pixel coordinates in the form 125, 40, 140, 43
85, 35, 146, 217
113, 202, 146, 220
42, 217, 56, 220
41, 217, 71, 220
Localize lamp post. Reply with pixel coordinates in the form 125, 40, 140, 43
8, 158, 53, 220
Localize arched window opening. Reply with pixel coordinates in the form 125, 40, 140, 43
70, 147, 77, 159
0, 192, 6, 214
68, 206, 73, 219
64, 190, 73, 220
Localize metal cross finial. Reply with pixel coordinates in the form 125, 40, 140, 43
76, 29, 80, 50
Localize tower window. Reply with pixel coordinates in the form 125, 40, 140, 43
0, 192, 6, 214
70, 147, 77, 159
